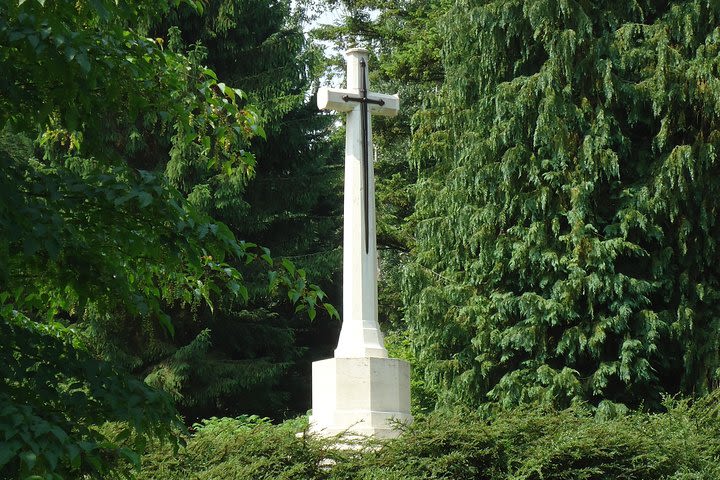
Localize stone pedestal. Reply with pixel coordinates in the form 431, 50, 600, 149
309, 357, 412, 438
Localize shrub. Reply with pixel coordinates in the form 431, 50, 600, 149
138, 393, 720, 480
137, 416, 332, 480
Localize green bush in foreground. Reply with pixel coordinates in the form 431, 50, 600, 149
138, 393, 720, 480
137, 416, 331, 480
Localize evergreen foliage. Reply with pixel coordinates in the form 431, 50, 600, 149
1, 306, 179, 479
135, 0, 345, 419
161, 0, 344, 305
406, 0, 720, 410
137, 416, 329, 480
154, 0, 343, 281
31, 0, 342, 424
137, 393, 720, 479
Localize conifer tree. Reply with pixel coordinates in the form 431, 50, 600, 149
167, 0, 345, 418
88, 0, 345, 420
406, 0, 720, 411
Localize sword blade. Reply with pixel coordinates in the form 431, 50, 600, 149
360, 59, 370, 254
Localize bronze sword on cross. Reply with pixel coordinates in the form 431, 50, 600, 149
316, 52, 399, 255
341, 58, 385, 253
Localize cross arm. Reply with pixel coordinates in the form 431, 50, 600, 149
317, 87, 400, 117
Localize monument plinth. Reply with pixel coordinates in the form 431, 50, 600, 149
309, 48, 412, 438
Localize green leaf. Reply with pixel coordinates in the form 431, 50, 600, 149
260, 246, 273, 265
288, 289, 301, 304
64, 46, 76, 62
20, 451, 37, 470
237, 284, 248, 303
86, 454, 102, 472
136, 191, 153, 208
222, 161, 233, 176
8, 31, 24, 42
268, 271, 279, 290
281, 258, 295, 276
325, 304, 339, 320
202, 68, 218, 80
89, 0, 109, 19
311, 285, 325, 301
68, 445, 80, 469
0, 441, 20, 468
158, 313, 175, 337
27, 34, 39, 50
114, 427, 132, 443
119, 448, 140, 469
48, 427, 67, 443
251, 123, 266, 140
45, 446, 59, 470
76, 53, 91, 73
221, 84, 234, 101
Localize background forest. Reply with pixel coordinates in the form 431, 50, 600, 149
2, 0, 720, 478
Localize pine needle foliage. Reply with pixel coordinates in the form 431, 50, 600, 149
336, 398, 720, 480
136, 416, 332, 480
405, 0, 720, 410
173, 0, 345, 419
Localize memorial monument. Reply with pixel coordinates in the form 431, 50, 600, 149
309, 48, 412, 438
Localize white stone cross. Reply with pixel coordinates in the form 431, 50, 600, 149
310, 48, 411, 439
317, 48, 399, 358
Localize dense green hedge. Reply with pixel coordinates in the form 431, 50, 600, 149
136, 393, 720, 480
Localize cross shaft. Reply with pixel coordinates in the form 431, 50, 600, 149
341, 58, 377, 253
316, 48, 399, 358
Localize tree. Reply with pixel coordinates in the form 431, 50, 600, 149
86, 0, 346, 420
0, 0, 325, 476
406, 0, 720, 412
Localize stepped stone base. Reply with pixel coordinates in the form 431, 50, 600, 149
309, 357, 412, 438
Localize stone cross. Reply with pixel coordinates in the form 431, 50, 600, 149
310, 48, 411, 439
317, 48, 399, 359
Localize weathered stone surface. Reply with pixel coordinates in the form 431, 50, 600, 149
309, 357, 412, 438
